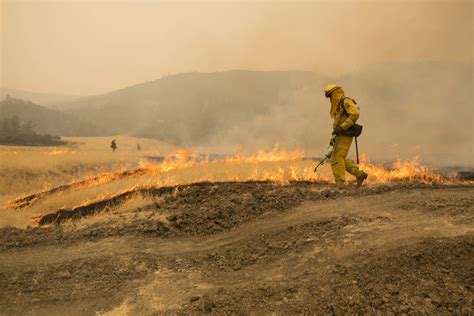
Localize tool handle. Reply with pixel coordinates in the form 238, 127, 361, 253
355, 137, 360, 164
313, 156, 328, 173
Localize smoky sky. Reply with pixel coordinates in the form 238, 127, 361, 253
1, 0, 472, 95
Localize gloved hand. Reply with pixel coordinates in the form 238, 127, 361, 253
325, 144, 334, 158
334, 126, 344, 135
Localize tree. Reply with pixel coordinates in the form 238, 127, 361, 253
1, 115, 21, 138
0, 115, 64, 145
21, 120, 35, 136
10, 115, 20, 135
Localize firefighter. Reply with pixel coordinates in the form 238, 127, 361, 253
324, 84, 368, 188
110, 139, 117, 152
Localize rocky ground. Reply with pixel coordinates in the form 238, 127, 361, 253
0, 181, 473, 315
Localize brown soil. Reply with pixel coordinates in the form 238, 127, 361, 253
0, 182, 473, 315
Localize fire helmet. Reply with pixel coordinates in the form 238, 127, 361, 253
324, 84, 341, 98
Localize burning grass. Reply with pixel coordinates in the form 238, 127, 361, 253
4, 148, 456, 211
359, 155, 449, 184
2, 139, 467, 228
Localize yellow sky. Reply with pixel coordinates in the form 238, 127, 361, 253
1, 0, 472, 95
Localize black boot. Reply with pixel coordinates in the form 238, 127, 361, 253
356, 172, 368, 188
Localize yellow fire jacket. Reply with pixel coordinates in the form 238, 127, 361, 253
330, 94, 360, 144
333, 97, 360, 131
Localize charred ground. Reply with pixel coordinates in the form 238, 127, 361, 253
0, 181, 473, 315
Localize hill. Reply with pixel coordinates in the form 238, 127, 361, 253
0, 88, 79, 107
0, 96, 105, 136
62, 70, 323, 147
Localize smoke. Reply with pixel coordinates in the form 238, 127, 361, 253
199, 62, 473, 168
197, 0, 473, 167
196, 1, 472, 77
2, 1, 471, 94
338, 61, 473, 167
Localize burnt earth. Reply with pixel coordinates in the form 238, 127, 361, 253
0, 182, 473, 315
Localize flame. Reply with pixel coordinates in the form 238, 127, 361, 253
139, 149, 199, 173
225, 144, 305, 163
138, 147, 447, 185
5, 145, 459, 212
360, 155, 448, 183
47, 148, 76, 155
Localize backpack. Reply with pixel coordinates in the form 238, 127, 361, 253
338, 97, 363, 137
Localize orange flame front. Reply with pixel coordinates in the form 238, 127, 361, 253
359, 155, 448, 184
5, 146, 459, 212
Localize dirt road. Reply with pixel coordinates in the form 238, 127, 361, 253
0, 182, 473, 315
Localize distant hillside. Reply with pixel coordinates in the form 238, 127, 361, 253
0, 96, 105, 136
62, 70, 323, 146
0, 115, 66, 146
0, 88, 79, 107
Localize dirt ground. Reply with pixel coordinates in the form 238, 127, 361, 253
0, 182, 473, 315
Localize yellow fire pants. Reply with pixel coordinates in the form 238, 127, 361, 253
330, 135, 363, 184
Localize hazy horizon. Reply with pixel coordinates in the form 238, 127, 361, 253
2, 0, 472, 95
1, 61, 471, 98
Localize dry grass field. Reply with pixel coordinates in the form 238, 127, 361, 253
0, 138, 324, 227
0, 136, 173, 198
